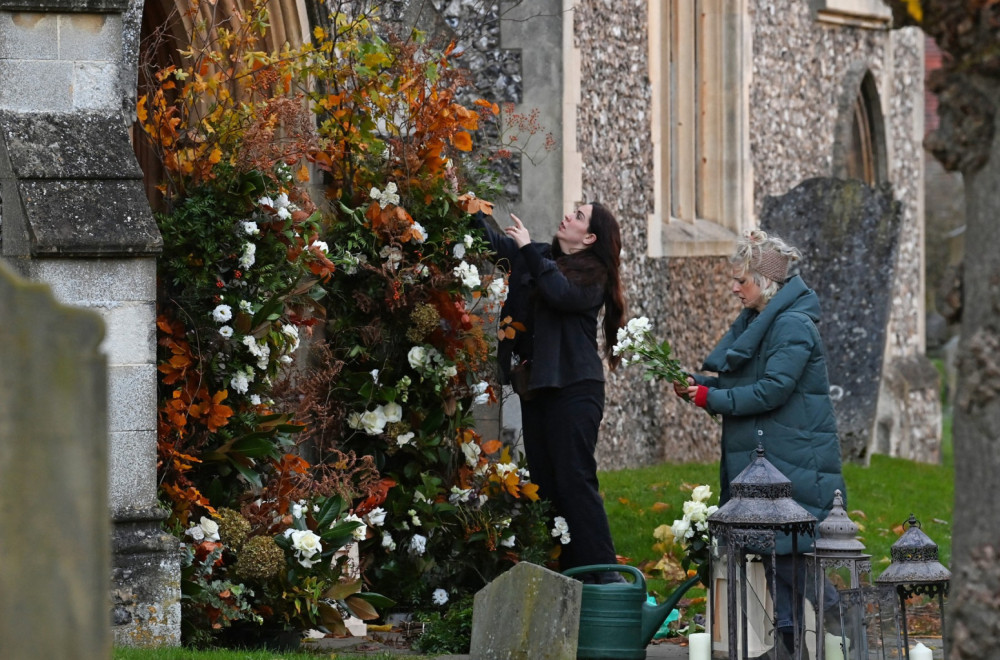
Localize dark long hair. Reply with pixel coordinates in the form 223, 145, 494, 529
551, 202, 627, 369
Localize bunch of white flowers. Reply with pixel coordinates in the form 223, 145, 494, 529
347, 401, 404, 436
370, 182, 400, 207
613, 315, 690, 387
660, 484, 718, 583
551, 516, 571, 545
406, 345, 458, 386
185, 516, 221, 542
452, 260, 481, 289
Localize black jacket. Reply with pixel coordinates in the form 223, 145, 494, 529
475, 216, 606, 392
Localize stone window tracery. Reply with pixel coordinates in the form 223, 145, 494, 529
647, 0, 753, 258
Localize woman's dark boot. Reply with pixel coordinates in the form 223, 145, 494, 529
774, 629, 796, 660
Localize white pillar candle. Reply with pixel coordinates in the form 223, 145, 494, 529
910, 642, 933, 660
688, 632, 711, 660
824, 632, 846, 660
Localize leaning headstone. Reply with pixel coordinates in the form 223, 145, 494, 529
470, 562, 582, 660
761, 177, 901, 461
0, 260, 110, 659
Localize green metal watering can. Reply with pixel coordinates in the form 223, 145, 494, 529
563, 564, 701, 660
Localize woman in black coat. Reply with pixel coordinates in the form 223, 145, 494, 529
476, 203, 626, 577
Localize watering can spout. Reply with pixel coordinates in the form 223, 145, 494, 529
640, 574, 702, 646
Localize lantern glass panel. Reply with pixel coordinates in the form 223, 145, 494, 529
834, 586, 904, 660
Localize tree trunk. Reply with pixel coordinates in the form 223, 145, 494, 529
946, 75, 1000, 659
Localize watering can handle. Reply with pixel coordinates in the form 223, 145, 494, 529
563, 564, 645, 587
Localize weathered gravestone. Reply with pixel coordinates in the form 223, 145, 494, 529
470, 561, 582, 660
761, 177, 939, 462
0, 260, 110, 659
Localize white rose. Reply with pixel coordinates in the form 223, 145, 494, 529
381, 531, 396, 550
683, 500, 709, 522
671, 517, 690, 541
396, 432, 415, 447
291, 529, 323, 558
500, 535, 516, 548
461, 441, 481, 468
692, 485, 712, 503
359, 408, 388, 435
382, 402, 403, 423
366, 507, 387, 527
344, 514, 368, 541
432, 588, 449, 606
408, 346, 428, 370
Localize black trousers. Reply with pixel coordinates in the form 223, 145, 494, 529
520, 379, 618, 571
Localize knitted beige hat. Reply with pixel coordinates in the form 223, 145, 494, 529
751, 249, 791, 283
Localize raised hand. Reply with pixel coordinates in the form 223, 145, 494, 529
505, 213, 531, 248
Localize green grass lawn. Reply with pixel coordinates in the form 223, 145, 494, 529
601, 414, 954, 607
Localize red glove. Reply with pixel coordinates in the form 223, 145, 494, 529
693, 385, 709, 408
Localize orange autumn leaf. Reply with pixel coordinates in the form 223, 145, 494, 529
457, 193, 494, 216
651, 501, 672, 512
480, 439, 503, 455
520, 481, 540, 501
452, 130, 473, 152
204, 390, 234, 432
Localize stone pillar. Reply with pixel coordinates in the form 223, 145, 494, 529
0, 0, 181, 646
0, 260, 111, 659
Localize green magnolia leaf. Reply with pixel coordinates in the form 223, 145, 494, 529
324, 579, 361, 600
356, 592, 396, 610
314, 495, 346, 528
318, 603, 348, 636
323, 526, 359, 551
231, 435, 281, 459
231, 459, 263, 488
344, 594, 379, 621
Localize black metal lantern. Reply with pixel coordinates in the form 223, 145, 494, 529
707, 445, 816, 660
806, 490, 904, 660
875, 514, 951, 659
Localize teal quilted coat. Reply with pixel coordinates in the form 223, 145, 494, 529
693, 275, 846, 554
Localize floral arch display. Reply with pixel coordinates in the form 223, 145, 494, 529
133, 0, 558, 645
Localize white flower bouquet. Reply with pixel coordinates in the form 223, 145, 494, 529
612, 316, 689, 387
653, 484, 718, 587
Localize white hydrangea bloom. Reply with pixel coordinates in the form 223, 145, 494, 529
408, 533, 427, 556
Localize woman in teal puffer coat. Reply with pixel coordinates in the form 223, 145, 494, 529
677, 229, 846, 659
